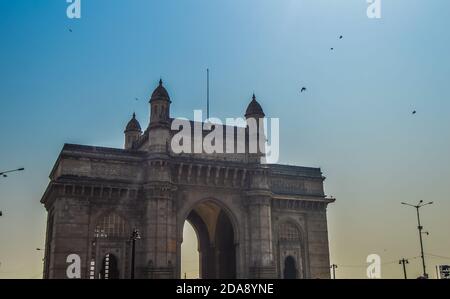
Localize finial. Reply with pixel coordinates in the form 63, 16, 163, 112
132, 112, 136, 119
252, 93, 256, 101
159, 78, 163, 86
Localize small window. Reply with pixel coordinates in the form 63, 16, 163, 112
96, 213, 128, 238
279, 222, 300, 241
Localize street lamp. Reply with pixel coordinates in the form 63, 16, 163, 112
401, 200, 433, 278
0, 167, 25, 178
130, 228, 141, 279
0, 168, 24, 217
36, 248, 45, 278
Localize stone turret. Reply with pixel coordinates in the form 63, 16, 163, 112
148, 79, 172, 152
149, 79, 171, 127
245, 94, 266, 162
124, 113, 142, 149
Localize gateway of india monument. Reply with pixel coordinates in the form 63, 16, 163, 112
40, 79, 335, 279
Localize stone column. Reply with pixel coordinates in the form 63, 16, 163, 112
143, 159, 177, 279
246, 167, 276, 278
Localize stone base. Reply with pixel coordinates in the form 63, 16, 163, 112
248, 266, 277, 279
146, 266, 175, 279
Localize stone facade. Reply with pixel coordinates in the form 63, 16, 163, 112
40, 80, 334, 279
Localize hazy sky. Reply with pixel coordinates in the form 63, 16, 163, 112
1, 0, 449, 279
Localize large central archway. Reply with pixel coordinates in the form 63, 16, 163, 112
181, 200, 237, 279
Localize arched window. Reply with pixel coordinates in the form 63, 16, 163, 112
100, 253, 119, 279
279, 222, 301, 241
283, 256, 297, 279
96, 213, 129, 238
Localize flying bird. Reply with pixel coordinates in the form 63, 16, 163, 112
330, 47, 334, 51
68, 28, 73, 33
300, 87, 307, 93
339, 35, 343, 39
412, 110, 417, 115
135, 97, 139, 101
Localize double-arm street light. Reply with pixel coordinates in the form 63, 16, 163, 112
401, 200, 433, 278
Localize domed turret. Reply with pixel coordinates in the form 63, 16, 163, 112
245, 94, 265, 119
149, 79, 171, 127
124, 113, 142, 149
150, 79, 170, 101
125, 113, 142, 133
245, 94, 266, 161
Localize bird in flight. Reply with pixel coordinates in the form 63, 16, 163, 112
68, 28, 73, 33
339, 35, 343, 39
135, 97, 139, 101
300, 87, 307, 93
412, 110, 417, 115
330, 47, 334, 51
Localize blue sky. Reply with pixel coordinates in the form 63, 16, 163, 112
1, 0, 450, 278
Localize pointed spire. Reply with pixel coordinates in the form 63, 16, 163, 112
159, 78, 163, 86
252, 93, 256, 101
132, 112, 136, 119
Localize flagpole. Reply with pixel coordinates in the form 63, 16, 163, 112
207, 68, 210, 120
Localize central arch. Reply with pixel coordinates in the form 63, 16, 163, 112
181, 200, 238, 279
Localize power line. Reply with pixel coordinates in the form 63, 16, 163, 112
425, 253, 450, 260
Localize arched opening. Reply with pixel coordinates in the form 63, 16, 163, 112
283, 256, 297, 279
181, 221, 200, 279
181, 200, 237, 279
100, 253, 120, 279
278, 221, 304, 279
93, 212, 130, 279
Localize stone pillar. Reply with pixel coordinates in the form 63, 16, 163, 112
246, 167, 276, 278
143, 159, 177, 279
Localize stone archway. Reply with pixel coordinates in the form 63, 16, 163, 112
181, 200, 237, 279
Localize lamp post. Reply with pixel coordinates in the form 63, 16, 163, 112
399, 258, 409, 279
401, 200, 433, 278
0, 168, 24, 217
330, 264, 338, 279
36, 248, 45, 279
130, 228, 141, 279
0, 167, 25, 178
